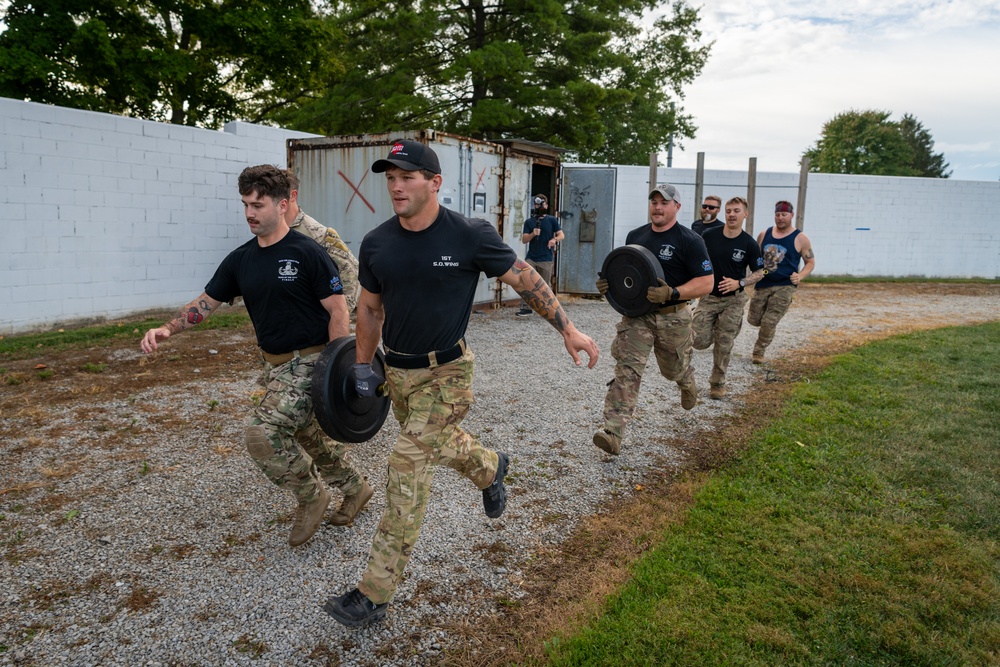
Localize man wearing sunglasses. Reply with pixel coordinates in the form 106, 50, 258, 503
692, 195, 724, 236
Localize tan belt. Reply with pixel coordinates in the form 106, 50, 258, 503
658, 302, 689, 315
260, 343, 326, 366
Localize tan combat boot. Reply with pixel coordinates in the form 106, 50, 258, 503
709, 383, 726, 400
680, 368, 699, 410
593, 429, 621, 456
289, 484, 331, 547
328, 478, 374, 526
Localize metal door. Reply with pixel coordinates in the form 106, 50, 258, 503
557, 168, 616, 294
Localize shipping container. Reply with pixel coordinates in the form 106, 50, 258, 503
287, 129, 564, 308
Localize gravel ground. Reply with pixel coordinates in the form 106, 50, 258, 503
2, 283, 998, 666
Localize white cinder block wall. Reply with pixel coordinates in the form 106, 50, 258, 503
2, 99, 998, 334
805, 174, 1000, 278
570, 164, 1000, 280
0, 97, 319, 334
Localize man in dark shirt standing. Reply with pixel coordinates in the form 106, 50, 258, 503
515, 194, 564, 316
140, 165, 365, 548
692, 195, 724, 236
594, 184, 714, 456
322, 140, 599, 628
692, 197, 765, 399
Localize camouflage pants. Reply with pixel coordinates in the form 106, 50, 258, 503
747, 285, 797, 356
692, 292, 748, 386
520, 259, 554, 309
244, 352, 365, 505
358, 346, 498, 605
602, 308, 696, 438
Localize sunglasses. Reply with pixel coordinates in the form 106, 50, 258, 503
701, 204, 719, 210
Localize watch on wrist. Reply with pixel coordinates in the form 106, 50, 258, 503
739, 279, 746, 288
671, 287, 680, 301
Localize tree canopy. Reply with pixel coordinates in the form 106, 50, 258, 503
803, 109, 951, 178
273, 0, 709, 164
1, 0, 710, 163
0, 0, 339, 127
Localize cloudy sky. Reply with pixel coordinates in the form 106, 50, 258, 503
665, 0, 1000, 182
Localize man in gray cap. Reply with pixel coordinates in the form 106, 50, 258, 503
594, 183, 714, 456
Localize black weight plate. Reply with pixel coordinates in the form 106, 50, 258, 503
601, 244, 665, 317
312, 336, 390, 443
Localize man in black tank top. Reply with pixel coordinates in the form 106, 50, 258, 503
747, 201, 816, 363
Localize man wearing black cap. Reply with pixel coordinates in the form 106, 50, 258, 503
592, 183, 714, 456
516, 193, 564, 316
747, 200, 816, 364
322, 139, 599, 627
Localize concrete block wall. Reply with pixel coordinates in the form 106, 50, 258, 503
571, 163, 1000, 280
3, 97, 998, 334
806, 174, 1000, 278
594, 165, 800, 249
0, 97, 319, 334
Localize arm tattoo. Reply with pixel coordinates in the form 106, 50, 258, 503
743, 269, 766, 287
802, 248, 815, 260
165, 299, 213, 333
512, 260, 569, 333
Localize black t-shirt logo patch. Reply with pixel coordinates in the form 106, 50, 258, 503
658, 244, 675, 261
278, 259, 300, 281
433, 255, 460, 267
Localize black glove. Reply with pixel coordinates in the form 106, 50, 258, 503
352, 363, 384, 398
595, 272, 609, 296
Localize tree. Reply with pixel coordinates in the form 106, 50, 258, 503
272, 0, 709, 164
0, 0, 340, 127
803, 109, 950, 178
898, 113, 952, 178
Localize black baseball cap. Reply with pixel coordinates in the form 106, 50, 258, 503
371, 140, 441, 174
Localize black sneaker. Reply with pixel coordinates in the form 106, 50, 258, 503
483, 452, 509, 518
322, 588, 388, 627
515, 308, 532, 317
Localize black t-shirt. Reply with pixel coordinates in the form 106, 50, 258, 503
359, 207, 517, 354
701, 227, 764, 297
625, 222, 713, 305
691, 219, 724, 236
205, 231, 343, 354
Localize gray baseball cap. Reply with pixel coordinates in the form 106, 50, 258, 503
649, 183, 681, 203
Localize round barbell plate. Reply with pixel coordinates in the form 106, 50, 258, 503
312, 336, 390, 443
600, 244, 665, 317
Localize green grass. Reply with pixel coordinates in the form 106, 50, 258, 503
546, 323, 1000, 666
0, 311, 251, 361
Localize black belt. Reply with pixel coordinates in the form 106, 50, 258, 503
384, 340, 466, 369
716, 288, 745, 297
